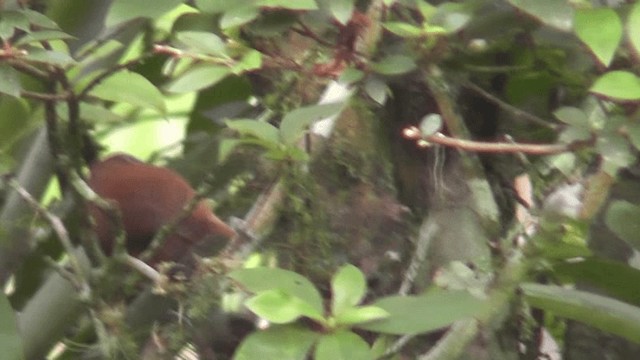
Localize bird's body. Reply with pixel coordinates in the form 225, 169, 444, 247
88, 154, 235, 265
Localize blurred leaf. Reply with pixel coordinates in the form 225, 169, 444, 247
218, 138, 241, 163
339, 68, 364, 84
432, 3, 472, 33
522, 283, 640, 344
0, 10, 29, 40
91, 71, 166, 113
383, 22, 424, 38
0, 292, 23, 360
629, 2, 640, 58
78, 103, 124, 123
229, 267, 324, 315
166, 65, 230, 93
554, 258, 640, 307
328, 0, 354, 25
574, 8, 621, 67
314, 330, 370, 360
358, 290, 487, 335
605, 200, 640, 250
14, 30, 74, 46
0, 65, 21, 97
246, 289, 324, 323
363, 77, 388, 105
334, 306, 389, 326
0, 97, 30, 153
259, 0, 318, 10
220, 5, 259, 29
628, 122, 640, 151
233, 325, 318, 360
279, 102, 344, 145
23, 48, 75, 66
105, 0, 182, 27
597, 134, 635, 176
590, 71, 640, 101
175, 31, 226, 55
21, 9, 59, 29
233, 49, 263, 73
332, 264, 366, 316
226, 119, 280, 144
554, 106, 587, 127
534, 218, 591, 260
371, 54, 416, 75
419, 114, 443, 136
506, 0, 574, 32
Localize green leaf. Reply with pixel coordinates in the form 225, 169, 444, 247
332, 264, 366, 316
78, 103, 124, 123
259, 0, 318, 10
574, 8, 622, 67
605, 200, 640, 250
233, 49, 263, 73
371, 55, 416, 75
175, 31, 226, 55
597, 134, 634, 176
229, 267, 324, 316
419, 114, 443, 136
0, 65, 21, 98
220, 5, 259, 29
24, 48, 76, 66
522, 283, 640, 344
105, 0, 182, 27
554, 258, 640, 307
219, 138, 241, 163
358, 290, 488, 335
363, 77, 389, 105
590, 71, 640, 101
506, 0, 574, 32
339, 68, 364, 84
329, 0, 355, 25
279, 102, 344, 145
0, 10, 29, 40
554, 107, 587, 127
166, 65, 230, 93
383, 22, 424, 38
233, 325, 318, 360
226, 119, 280, 144
246, 289, 323, 323
0, 292, 24, 360
314, 330, 370, 360
628, 122, 640, 151
14, 30, 74, 46
334, 306, 389, 326
629, 2, 640, 59
90, 71, 166, 113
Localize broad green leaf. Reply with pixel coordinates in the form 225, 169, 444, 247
332, 264, 366, 316
14, 30, 74, 46
0, 10, 29, 40
364, 77, 389, 105
0, 65, 21, 97
246, 290, 323, 323
597, 134, 635, 176
220, 5, 259, 29
0, 292, 24, 360
383, 22, 424, 38
329, 0, 355, 25
166, 65, 230, 93
574, 8, 622, 67
229, 267, 324, 316
419, 114, 443, 136
506, 0, 574, 32
226, 119, 280, 144
554, 258, 640, 307
522, 283, 640, 344
233, 325, 318, 360
233, 49, 263, 73
105, 0, 182, 27
219, 138, 241, 163
314, 330, 370, 360
554, 107, 587, 127
432, 3, 471, 33
334, 306, 389, 326
370, 54, 416, 75
358, 290, 488, 335
78, 103, 124, 123
24, 48, 75, 66
629, 2, 640, 58
279, 102, 344, 145
175, 31, 226, 55
91, 71, 166, 113
259, 0, 318, 10
339, 68, 364, 84
605, 200, 640, 250
590, 71, 640, 101
21, 9, 59, 29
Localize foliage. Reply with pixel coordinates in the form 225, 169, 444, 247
0, 0, 640, 359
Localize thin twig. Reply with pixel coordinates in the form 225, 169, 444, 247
77, 55, 151, 100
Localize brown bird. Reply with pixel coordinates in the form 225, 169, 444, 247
87, 153, 236, 265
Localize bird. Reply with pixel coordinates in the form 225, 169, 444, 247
87, 153, 236, 265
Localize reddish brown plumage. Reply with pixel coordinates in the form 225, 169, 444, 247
88, 153, 235, 265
